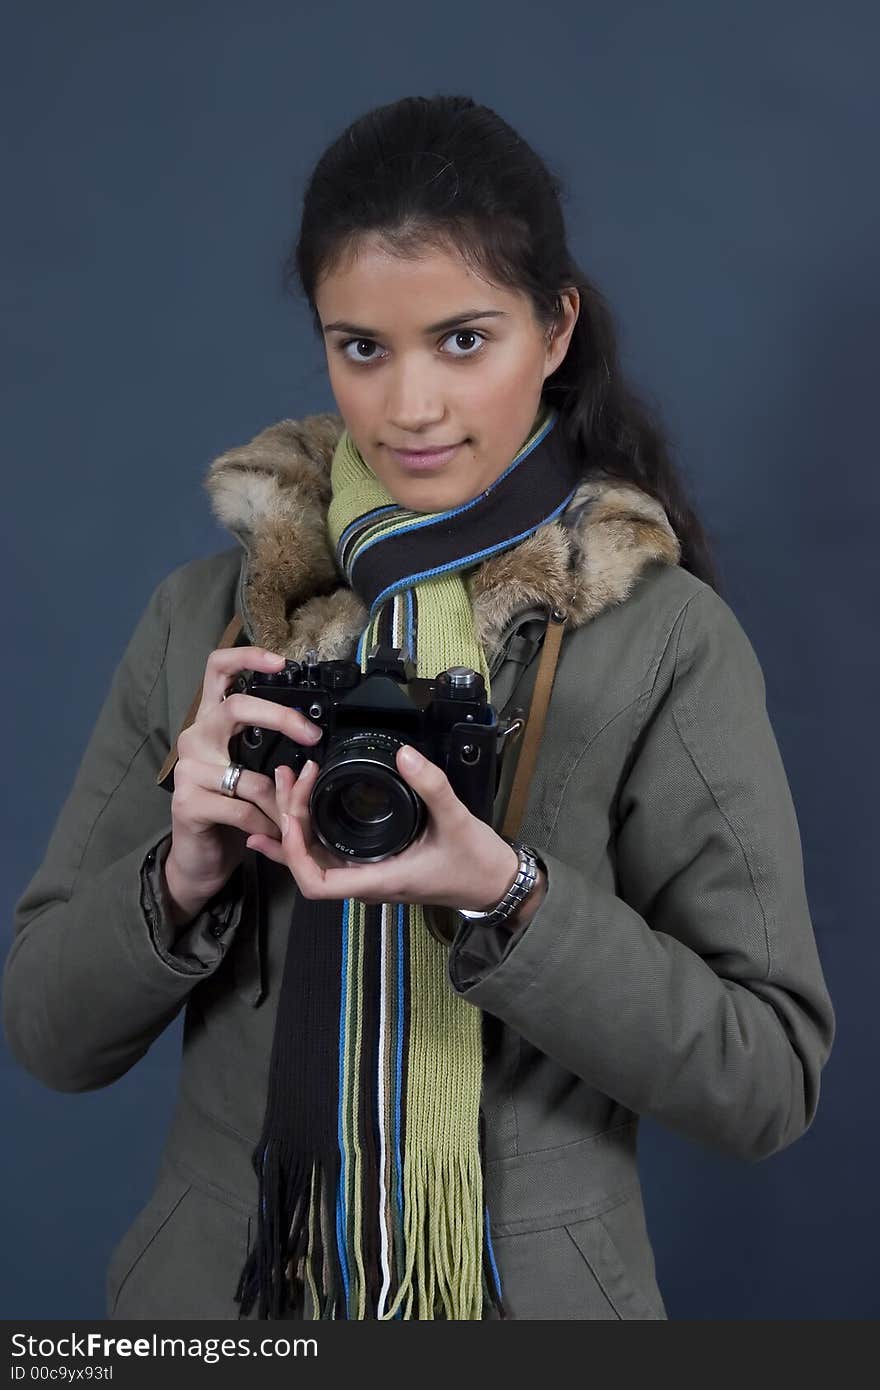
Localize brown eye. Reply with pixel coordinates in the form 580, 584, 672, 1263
339, 337, 382, 363
442, 329, 486, 358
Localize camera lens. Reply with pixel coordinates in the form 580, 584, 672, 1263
338, 779, 393, 826
309, 731, 424, 862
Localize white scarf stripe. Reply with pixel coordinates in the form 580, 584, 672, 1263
376, 902, 392, 1319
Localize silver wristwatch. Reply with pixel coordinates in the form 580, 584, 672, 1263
457, 839, 544, 930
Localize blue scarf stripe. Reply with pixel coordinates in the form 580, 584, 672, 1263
336, 896, 353, 1311
368, 485, 581, 617
341, 413, 557, 579
345, 412, 584, 616
484, 1206, 503, 1300
338, 410, 558, 583
393, 900, 405, 1309
338, 502, 399, 557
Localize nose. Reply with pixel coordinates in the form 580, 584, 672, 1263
385, 361, 446, 435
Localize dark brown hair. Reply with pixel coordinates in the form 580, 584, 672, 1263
286, 94, 722, 592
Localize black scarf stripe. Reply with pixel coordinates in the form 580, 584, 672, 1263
349, 422, 582, 615
234, 891, 344, 1318
338, 505, 399, 577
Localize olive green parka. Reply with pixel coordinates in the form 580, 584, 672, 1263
3, 413, 836, 1319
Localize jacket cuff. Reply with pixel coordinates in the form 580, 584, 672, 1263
446, 857, 547, 991
139, 832, 246, 974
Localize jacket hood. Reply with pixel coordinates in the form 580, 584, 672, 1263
202, 411, 682, 665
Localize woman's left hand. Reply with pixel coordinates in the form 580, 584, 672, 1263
244, 744, 520, 911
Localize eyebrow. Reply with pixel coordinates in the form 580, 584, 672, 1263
321, 309, 508, 337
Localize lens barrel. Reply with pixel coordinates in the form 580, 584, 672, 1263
310, 730, 426, 862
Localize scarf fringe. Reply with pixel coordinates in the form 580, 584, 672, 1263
235, 1135, 507, 1319
377, 1144, 480, 1319
235, 1140, 343, 1320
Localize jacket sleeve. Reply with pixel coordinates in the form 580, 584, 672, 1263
2, 570, 247, 1094
446, 586, 836, 1162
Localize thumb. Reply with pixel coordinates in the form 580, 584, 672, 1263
397, 744, 457, 813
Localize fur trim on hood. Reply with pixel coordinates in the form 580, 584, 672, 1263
203, 412, 682, 664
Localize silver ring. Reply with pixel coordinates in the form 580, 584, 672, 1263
220, 762, 244, 797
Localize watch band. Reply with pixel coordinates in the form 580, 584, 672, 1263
457, 839, 542, 930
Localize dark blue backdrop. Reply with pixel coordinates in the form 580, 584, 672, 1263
2, 0, 875, 1320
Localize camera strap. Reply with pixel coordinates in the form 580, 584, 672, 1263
499, 603, 568, 840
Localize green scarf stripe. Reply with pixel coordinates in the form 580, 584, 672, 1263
382, 601, 414, 1315
377, 901, 400, 1314
394, 895, 411, 1308
364, 606, 403, 1316
360, 902, 384, 1315
380, 910, 483, 1319
343, 897, 370, 1318
337, 900, 356, 1309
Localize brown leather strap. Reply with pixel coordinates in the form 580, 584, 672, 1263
500, 605, 568, 840
156, 612, 244, 787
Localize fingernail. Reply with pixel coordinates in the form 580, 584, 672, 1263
281, 813, 289, 834
399, 745, 422, 769
303, 760, 315, 775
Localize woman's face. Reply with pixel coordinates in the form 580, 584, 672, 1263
314, 238, 579, 511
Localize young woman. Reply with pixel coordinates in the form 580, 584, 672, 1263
4, 94, 835, 1321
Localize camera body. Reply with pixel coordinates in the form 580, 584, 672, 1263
228, 644, 522, 863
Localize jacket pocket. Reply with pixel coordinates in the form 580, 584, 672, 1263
107, 1164, 253, 1320
489, 1188, 666, 1320
564, 1189, 667, 1320
106, 1169, 192, 1317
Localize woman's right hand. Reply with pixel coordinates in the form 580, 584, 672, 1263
163, 646, 324, 923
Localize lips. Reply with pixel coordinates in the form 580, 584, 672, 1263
388, 441, 465, 472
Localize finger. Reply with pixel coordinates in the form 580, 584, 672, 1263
197, 646, 286, 716
278, 801, 328, 894
396, 745, 467, 825
245, 833, 287, 865
278, 782, 398, 901
184, 691, 323, 766
177, 757, 281, 818
273, 762, 298, 801
277, 761, 316, 848
275, 763, 361, 878
173, 758, 284, 835
215, 691, 325, 752
173, 783, 282, 841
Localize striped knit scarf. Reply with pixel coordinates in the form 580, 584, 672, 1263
234, 400, 582, 1319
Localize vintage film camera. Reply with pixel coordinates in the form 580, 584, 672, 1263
227, 645, 523, 864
